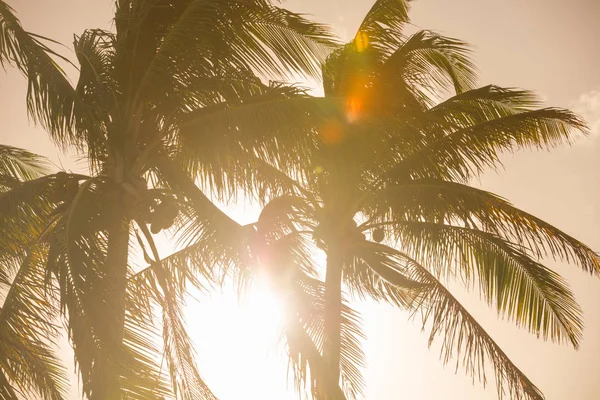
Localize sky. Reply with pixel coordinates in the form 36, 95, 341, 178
1, 0, 599, 399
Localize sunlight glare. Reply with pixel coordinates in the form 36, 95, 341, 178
186, 274, 294, 399
355, 31, 369, 52
346, 96, 363, 122
241, 273, 286, 345
319, 119, 344, 144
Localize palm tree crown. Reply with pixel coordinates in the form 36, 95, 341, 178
0, 0, 337, 398
229, 1, 599, 399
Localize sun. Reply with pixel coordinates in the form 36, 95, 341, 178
237, 273, 286, 345
185, 273, 295, 399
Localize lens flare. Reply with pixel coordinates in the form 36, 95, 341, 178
346, 96, 363, 123
319, 119, 344, 144
355, 31, 369, 52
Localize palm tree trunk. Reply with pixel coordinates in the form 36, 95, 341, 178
323, 244, 343, 400
93, 214, 130, 399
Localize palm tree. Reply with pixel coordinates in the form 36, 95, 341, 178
223, 1, 600, 399
0, 1, 340, 398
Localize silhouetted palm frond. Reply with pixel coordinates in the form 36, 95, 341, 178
0, 1, 85, 147
0, 244, 68, 400
400, 251, 545, 400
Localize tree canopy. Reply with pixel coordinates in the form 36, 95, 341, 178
0, 1, 597, 400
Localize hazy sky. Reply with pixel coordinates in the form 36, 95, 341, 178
1, 1, 599, 399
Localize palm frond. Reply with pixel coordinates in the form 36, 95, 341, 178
0, 369, 18, 399
161, 301, 213, 399
120, 302, 174, 400
357, 0, 411, 51
344, 239, 423, 307
305, 279, 366, 400
278, 244, 366, 398
0, 1, 84, 147
428, 85, 542, 119
368, 179, 600, 274
134, 225, 217, 400
159, 280, 216, 400
0, 244, 68, 400
45, 179, 112, 398
399, 252, 545, 400
154, 156, 251, 275
72, 29, 116, 168
390, 220, 583, 347
249, 209, 361, 399
0, 144, 49, 182
176, 86, 343, 198
0, 174, 61, 270
133, 0, 337, 108
390, 105, 587, 182
279, 269, 365, 399
45, 177, 174, 399
284, 315, 347, 400
133, 242, 218, 298
379, 30, 476, 106
255, 194, 317, 237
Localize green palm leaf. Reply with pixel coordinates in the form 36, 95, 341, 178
388, 220, 583, 346
368, 179, 600, 273
400, 252, 545, 400
388, 92, 587, 182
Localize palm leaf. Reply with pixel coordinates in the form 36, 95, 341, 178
72, 29, 116, 168
0, 144, 49, 182
344, 239, 423, 307
0, 175, 54, 264
133, 0, 337, 108
43, 177, 167, 398
176, 86, 343, 197
357, 0, 411, 50
134, 225, 217, 400
379, 30, 476, 106
0, 1, 85, 147
278, 265, 365, 399
367, 179, 600, 274
399, 252, 545, 400
0, 372, 17, 399
154, 156, 251, 275
0, 244, 68, 400
390, 105, 586, 182
390, 220, 583, 347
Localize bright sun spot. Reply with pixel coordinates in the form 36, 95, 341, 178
238, 274, 286, 345
185, 273, 295, 399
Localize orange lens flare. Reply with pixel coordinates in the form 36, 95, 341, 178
319, 120, 344, 144
355, 31, 369, 52
345, 96, 363, 123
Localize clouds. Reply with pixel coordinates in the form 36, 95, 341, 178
571, 88, 600, 138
